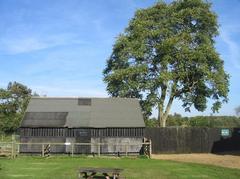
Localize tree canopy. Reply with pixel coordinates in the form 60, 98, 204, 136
0, 82, 33, 133
236, 106, 240, 116
103, 0, 229, 127
146, 115, 240, 128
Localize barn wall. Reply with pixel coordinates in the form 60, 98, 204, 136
90, 128, 144, 137
20, 137, 66, 153
65, 137, 75, 153
19, 128, 145, 138
91, 137, 142, 153
19, 127, 145, 154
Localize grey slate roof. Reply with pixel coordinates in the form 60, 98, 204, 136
21, 97, 145, 128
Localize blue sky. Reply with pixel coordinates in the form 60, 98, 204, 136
0, 0, 239, 117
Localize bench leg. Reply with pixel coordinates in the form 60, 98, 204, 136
79, 172, 97, 179
113, 173, 121, 179
89, 172, 96, 179
79, 172, 88, 179
103, 173, 110, 179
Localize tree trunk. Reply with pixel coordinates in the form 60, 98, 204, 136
160, 116, 167, 127
158, 103, 163, 127
157, 83, 176, 127
158, 95, 174, 127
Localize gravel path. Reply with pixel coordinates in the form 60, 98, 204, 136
152, 153, 240, 169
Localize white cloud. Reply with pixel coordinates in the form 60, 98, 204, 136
0, 33, 88, 54
1, 37, 47, 54
31, 85, 108, 97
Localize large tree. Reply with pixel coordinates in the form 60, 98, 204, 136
0, 82, 33, 133
103, 0, 229, 127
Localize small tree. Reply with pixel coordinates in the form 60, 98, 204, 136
103, 0, 229, 127
0, 82, 32, 133
236, 106, 240, 116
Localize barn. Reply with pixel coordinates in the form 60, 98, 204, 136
19, 97, 145, 154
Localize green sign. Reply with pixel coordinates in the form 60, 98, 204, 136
221, 129, 230, 137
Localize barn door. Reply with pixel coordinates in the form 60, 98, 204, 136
75, 129, 91, 154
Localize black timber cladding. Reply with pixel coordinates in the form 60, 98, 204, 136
20, 128, 145, 137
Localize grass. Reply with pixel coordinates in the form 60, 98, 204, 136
0, 156, 240, 179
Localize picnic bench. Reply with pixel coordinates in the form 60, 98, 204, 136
79, 167, 124, 179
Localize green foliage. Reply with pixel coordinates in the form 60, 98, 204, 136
0, 134, 14, 142
167, 113, 190, 127
144, 117, 159, 127
187, 116, 240, 128
0, 82, 33, 133
103, 0, 229, 126
145, 114, 240, 128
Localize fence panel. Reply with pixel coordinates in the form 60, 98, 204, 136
0, 142, 152, 158
145, 127, 240, 154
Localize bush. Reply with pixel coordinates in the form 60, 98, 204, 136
146, 114, 240, 128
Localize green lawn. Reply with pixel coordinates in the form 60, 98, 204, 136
0, 156, 240, 179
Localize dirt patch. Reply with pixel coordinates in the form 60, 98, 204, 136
152, 154, 240, 169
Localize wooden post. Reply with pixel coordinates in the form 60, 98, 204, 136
42, 144, 44, 157
17, 143, 20, 154
149, 140, 152, 159
71, 143, 74, 157
11, 142, 14, 159
125, 144, 128, 156
13, 141, 16, 158
98, 143, 100, 157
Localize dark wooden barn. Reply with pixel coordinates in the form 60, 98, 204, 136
19, 97, 145, 154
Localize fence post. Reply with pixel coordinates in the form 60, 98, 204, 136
13, 141, 16, 158
71, 143, 74, 157
11, 141, 14, 159
12, 134, 15, 141
42, 144, 44, 157
125, 144, 128, 156
149, 140, 152, 158
17, 143, 20, 154
98, 143, 100, 157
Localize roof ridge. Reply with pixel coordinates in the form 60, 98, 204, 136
31, 97, 139, 100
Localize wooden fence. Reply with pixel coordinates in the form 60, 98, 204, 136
3, 127, 240, 157
0, 141, 152, 158
145, 127, 240, 154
